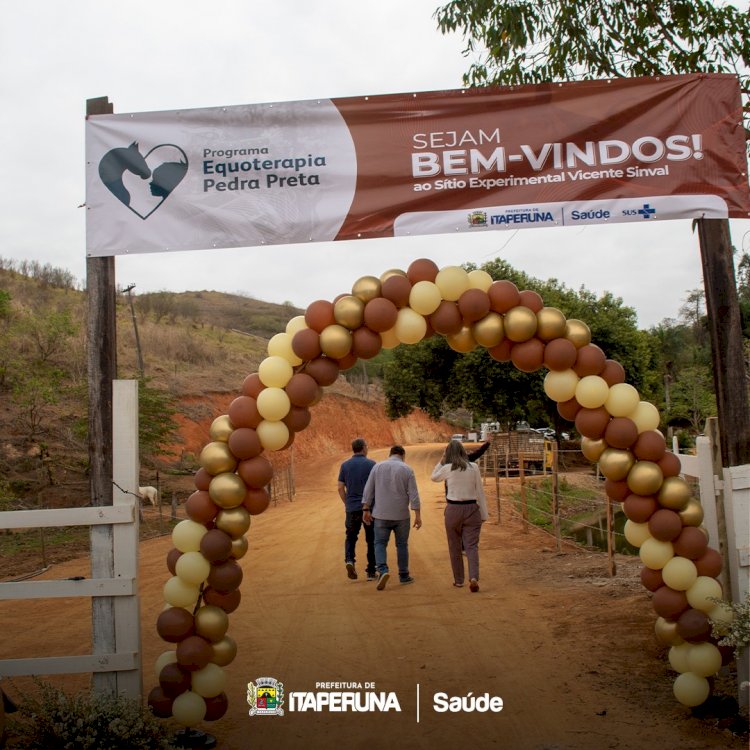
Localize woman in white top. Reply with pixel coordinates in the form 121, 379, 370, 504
430, 440, 488, 592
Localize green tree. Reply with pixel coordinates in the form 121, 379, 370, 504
436, 0, 750, 137
138, 379, 181, 464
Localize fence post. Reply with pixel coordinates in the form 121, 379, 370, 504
519, 452, 528, 533
551, 445, 561, 551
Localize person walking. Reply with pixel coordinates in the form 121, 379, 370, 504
362, 445, 421, 590
431, 440, 488, 592
338, 438, 376, 581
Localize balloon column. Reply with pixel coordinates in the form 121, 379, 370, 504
148, 259, 732, 725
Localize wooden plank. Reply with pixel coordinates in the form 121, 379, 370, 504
0, 504, 134, 530
0, 577, 134, 600
0, 652, 137, 677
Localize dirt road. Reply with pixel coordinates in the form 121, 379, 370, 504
1, 445, 745, 750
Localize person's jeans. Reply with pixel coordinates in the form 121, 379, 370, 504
373, 518, 411, 580
345, 510, 376, 575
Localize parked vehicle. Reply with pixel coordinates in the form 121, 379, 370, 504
450, 433, 465, 442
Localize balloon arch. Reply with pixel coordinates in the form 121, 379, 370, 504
147, 258, 735, 725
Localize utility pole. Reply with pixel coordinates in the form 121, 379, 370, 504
123, 283, 145, 379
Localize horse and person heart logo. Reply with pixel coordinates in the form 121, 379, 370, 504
98, 142, 188, 219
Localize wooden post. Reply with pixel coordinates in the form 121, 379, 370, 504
86, 95, 117, 697
519, 451, 528, 532
697, 219, 750, 467
606, 497, 617, 577
551, 444, 561, 551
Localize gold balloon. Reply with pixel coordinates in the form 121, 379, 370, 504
379, 268, 407, 283
678, 498, 704, 526
209, 415, 234, 443
208, 473, 247, 509
211, 635, 238, 667
215, 506, 251, 538
333, 295, 365, 330
194, 605, 230, 643
655, 617, 684, 646
352, 275, 381, 303
230, 535, 249, 559
472, 312, 504, 348
581, 437, 606, 462
598, 448, 635, 481
536, 307, 567, 341
658, 476, 692, 511
504, 306, 538, 342
627, 461, 664, 496
565, 319, 592, 348
319, 324, 352, 359
200, 442, 238, 475
446, 326, 477, 353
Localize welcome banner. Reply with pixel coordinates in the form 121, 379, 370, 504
85, 74, 750, 257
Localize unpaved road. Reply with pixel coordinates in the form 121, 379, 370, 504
1, 445, 746, 750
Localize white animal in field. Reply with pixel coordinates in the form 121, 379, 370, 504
138, 486, 159, 506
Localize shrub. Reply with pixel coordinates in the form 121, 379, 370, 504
7, 680, 176, 750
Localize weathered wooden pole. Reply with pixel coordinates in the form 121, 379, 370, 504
86, 95, 118, 696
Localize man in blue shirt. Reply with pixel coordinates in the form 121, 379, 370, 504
337, 438, 376, 581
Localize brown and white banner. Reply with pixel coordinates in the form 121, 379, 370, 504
85, 73, 750, 257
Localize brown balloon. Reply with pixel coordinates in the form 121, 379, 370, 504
510, 338, 545, 372
159, 662, 192, 697
185, 491, 220, 525
148, 686, 174, 718
303, 356, 340, 386
204, 692, 229, 721
166, 547, 183, 576
622, 493, 658, 523
176, 635, 214, 671
600, 359, 626, 386
694, 547, 723, 578
573, 344, 606, 377
381, 275, 412, 307
194, 468, 211, 491
406, 258, 439, 284
363, 297, 399, 332
543, 337, 578, 371
652, 585, 690, 619
200, 528, 234, 563
604, 417, 639, 450
285, 373, 319, 407
633, 430, 667, 461
488, 280, 521, 313
640, 566, 664, 592
518, 289, 544, 312
304, 300, 336, 332
241, 372, 264, 398
488, 339, 514, 362
557, 397, 582, 422
648, 508, 684, 542
352, 326, 382, 359
672, 527, 709, 560
228, 396, 262, 429
208, 560, 243, 594
458, 288, 491, 323
658, 451, 682, 478
203, 586, 241, 613
604, 478, 630, 502
243, 487, 271, 515
336, 352, 359, 371
430, 300, 464, 335
227, 428, 262, 460
284, 405, 312, 433
157, 607, 195, 643
575, 407, 611, 439
291, 328, 322, 361
677, 608, 711, 643
237, 455, 273, 488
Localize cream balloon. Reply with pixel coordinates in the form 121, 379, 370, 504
543, 369, 580, 403
172, 519, 208, 553
268, 332, 303, 366
630, 401, 661, 432
163, 576, 201, 608
175, 550, 211, 586
394, 307, 427, 344
623, 520, 652, 548
435, 266, 470, 301
672, 672, 710, 707
258, 355, 293, 388
668, 642, 692, 673
380, 326, 400, 350
409, 281, 442, 316
256, 387, 292, 422
686, 642, 722, 678
639, 537, 674, 569
706, 601, 734, 634
155, 650, 177, 679
256, 420, 290, 451
686, 576, 723, 612
285, 315, 308, 336
191, 663, 227, 698
467, 269, 493, 291
654, 617, 685, 647
604, 383, 640, 417
661, 556, 698, 591
575, 375, 610, 409
172, 690, 207, 726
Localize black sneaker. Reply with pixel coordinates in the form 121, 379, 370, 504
400, 576, 415, 585
366, 572, 378, 581
345, 562, 357, 580
376, 572, 390, 590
